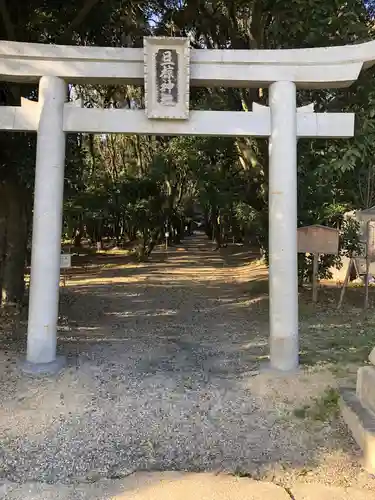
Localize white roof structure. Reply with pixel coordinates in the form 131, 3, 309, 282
1, 39, 375, 88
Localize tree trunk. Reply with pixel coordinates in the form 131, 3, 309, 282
203, 209, 213, 238
73, 227, 83, 247
114, 215, 122, 246
0, 182, 29, 307
95, 219, 103, 250
212, 208, 222, 249
0, 184, 8, 297
145, 228, 160, 258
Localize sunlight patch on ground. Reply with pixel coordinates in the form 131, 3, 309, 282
107, 309, 178, 318
308, 323, 352, 330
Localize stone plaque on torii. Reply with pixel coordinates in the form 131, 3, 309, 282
144, 37, 190, 120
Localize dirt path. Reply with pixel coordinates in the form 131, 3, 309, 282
60, 233, 268, 350
0, 233, 374, 490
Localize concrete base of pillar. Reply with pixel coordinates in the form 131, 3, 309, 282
270, 335, 299, 372
20, 355, 66, 376
259, 361, 300, 376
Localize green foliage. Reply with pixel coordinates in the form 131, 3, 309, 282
340, 217, 362, 257
293, 387, 340, 421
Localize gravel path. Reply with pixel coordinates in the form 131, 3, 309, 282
0, 234, 374, 490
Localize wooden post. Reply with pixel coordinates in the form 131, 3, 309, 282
365, 252, 370, 309
338, 257, 353, 309
165, 230, 169, 251
365, 221, 370, 309
312, 253, 319, 303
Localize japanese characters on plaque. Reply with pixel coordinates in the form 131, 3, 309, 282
156, 48, 178, 107
144, 37, 190, 120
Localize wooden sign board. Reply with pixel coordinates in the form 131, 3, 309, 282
60, 254, 72, 269
144, 36, 190, 120
297, 225, 339, 255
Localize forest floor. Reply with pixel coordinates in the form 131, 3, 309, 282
1, 232, 375, 492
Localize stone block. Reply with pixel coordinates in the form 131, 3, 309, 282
356, 366, 375, 415
340, 389, 375, 473
369, 347, 375, 366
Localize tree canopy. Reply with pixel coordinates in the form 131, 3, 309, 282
0, 0, 374, 305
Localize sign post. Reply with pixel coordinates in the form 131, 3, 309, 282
60, 253, 72, 287
312, 253, 319, 303
165, 231, 169, 251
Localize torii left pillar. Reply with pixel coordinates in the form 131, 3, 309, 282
21, 76, 67, 375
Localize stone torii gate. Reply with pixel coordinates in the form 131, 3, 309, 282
0, 37, 374, 375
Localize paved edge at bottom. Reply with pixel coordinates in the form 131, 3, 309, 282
2, 473, 374, 500
0, 472, 291, 500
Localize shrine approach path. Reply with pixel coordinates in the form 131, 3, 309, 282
0, 232, 373, 491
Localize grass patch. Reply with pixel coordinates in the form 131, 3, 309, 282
233, 467, 254, 479
299, 313, 374, 366
297, 287, 375, 366
243, 277, 375, 368
293, 387, 340, 421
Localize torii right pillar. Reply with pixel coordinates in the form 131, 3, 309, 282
253, 94, 353, 372
268, 80, 299, 372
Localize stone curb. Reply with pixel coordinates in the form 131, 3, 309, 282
1, 473, 374, 499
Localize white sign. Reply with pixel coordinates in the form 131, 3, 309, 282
60, 254, 71, 269
144, 36, 190, 120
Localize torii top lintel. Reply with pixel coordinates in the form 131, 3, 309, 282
1, 38, 375, 88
